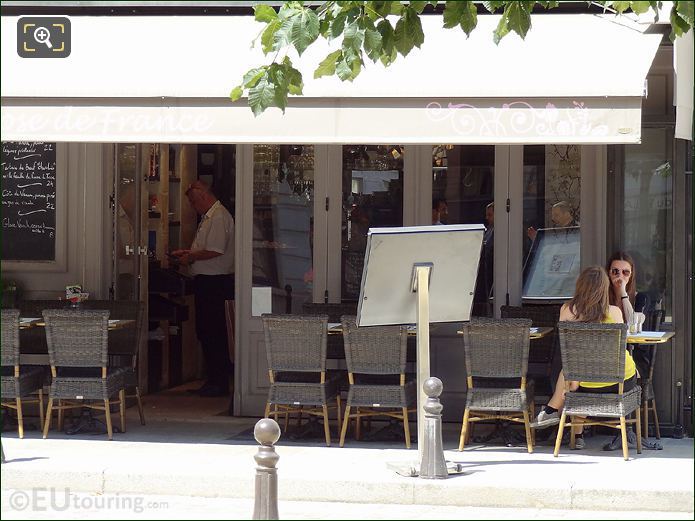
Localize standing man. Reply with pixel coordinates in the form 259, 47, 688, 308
172, 181, 234, 397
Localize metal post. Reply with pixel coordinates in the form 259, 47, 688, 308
252, 418, 281, 520
414, 264, 432, 459
419, 377, 448, 479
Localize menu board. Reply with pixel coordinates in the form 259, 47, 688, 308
1, 141, 57, 261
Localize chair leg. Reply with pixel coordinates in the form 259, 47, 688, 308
635, 406, 643, 454
264, 402, 271, 419
15, 398, 24, 439
281, 405, 289, 432
569, 417, 576, 450
651, 398, 661, 439
57, 400, 64, 432
296, 410, 303, 429
38, 389, 45, 430
529, 403, 536, 446
135, 387, 146, 426
339, 405, 351, 447
522, 410, 533, 454
553, 411, 567, 457
402, 407, 411, 449
458, 408, 470, 451
619, 415, 629, 461
43, 398, 53, 439
119, 389, 126, 434
355, 408, 362, 441
322, 404, 331, 447
104, 399, 114, 440
642, 400, 649, 438
336, 395, 342, 435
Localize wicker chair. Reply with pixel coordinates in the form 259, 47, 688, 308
42, 310, 127, 440
262, 314, 342, 446
554, 322, 642, 460
634, 310, 666, 439
338, 316, 415, 448
458, 317, 535, 453
1, 309, 46, 438
500, 305, 561, 401
82, 300, 146, 426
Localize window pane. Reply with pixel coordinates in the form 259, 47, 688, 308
341, 145, 403, 301
252, 145, 314, 314
432, 145, 494, 316
522, 145, 581, 300
619, 128, 673, 315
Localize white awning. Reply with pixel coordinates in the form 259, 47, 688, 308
1, 14, 662, 144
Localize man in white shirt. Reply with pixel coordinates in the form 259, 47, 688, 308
172, 181, 234, 397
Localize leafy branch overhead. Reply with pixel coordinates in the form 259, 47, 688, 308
231, 1, 695, 115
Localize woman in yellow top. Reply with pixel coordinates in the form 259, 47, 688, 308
532, 266, 637, 449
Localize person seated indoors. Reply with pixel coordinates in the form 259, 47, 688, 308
532, 266, 637, 450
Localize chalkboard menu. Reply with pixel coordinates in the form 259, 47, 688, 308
1, 142, 57, 261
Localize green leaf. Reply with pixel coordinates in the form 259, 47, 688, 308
482, 1, 505, 12
670, 9, 691, 40
330, 11, 348, 39
248, 78, 276, 116
377, 18, 395, 54
409, 1, 428, 14
394, 7, 425, 56
290, 8, 320, 55
611, 1, 632, 13
505, 1, 531, 39
229, 85, 243, 101
493, 15, 509, 45
335, 56, 354, 80
242, 67, 266, 88
459, 1, 478, 35
371, 1, 394, 18
443, 1, 477, 35
254, 4, 278, 23
261, 19, 282, 54
343, 21, 365, 50
286, 67, 304, 95
538, 1, 560, 8
629, 1, 652, 15
314, 49, 343, 78
364, 26, 383, 61
676, 0, 694, 25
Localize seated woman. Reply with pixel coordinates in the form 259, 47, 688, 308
532, 266, 637, 449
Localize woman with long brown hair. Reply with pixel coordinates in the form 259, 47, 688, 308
606, 251, 648, 325
532, 267, 637, 449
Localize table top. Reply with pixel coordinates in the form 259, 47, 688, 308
626, 331, 675, 344
328, 323, 551, 340
19, 318, 135, 330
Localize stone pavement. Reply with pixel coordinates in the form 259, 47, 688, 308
1, 385, 693, 515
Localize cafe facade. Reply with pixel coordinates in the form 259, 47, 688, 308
1, 2, 692, 433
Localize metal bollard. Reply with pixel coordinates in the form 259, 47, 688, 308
419, 377, 448, 479
252, 418, 281, 520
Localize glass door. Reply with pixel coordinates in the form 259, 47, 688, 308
339, 145, 404, 302
113, 143, 146, 302
431, 145, 495, 316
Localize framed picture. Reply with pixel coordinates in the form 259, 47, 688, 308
522, 226, 580, 300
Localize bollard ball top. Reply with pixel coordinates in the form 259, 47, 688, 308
254, 418, 281, 446
423, 377, 443, 398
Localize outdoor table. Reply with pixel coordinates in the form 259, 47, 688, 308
20, 318, 136, 330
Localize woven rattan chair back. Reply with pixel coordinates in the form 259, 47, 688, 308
262, 314, 328, 373
340, 316, 407, 375
83, 300, 145, 362
43, 309, 110, 367
1, 309, 21, 366
462, 318, 532, 378
302, 302, 358, 323
557, 321, 628, 385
